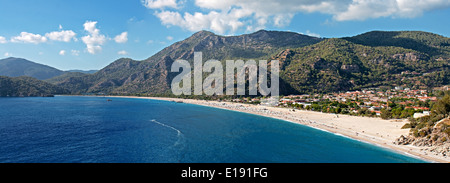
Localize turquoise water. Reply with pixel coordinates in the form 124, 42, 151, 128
0, 96, 427, 163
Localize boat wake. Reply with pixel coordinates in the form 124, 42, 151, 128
150, 119, 185, 148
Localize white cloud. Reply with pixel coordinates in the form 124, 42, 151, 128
83, 21, 100, 35
166, 36, 174, 41
71, 50, 80, 56
118, 50, 128, 55
59, 50, 66, 56
151, 0, 346, 34
155, 10, 247, 34
8, 26, 77, 44
0, 36, 7, 44
85, 44, 103, 54
155, 11, 184, 27
334, 0, 450, 21
150, 0, 348, 34
334, 0, 400, 21
301, 30, 321, 38
142, 0, 179, 9
145, 0, 450, 34
81, 21, 107, 54
11, 32, 48, 44
45, 30, 77, 42
114, 32, 128, 43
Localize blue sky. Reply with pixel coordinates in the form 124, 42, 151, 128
0, 0, 449, 70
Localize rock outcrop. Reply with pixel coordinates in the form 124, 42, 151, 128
392, 52, 425, 62
394, 135, 415, 145
394, 117, 450, 158
340, 64, 360, 73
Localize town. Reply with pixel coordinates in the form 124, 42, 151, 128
224, 86, 449, 120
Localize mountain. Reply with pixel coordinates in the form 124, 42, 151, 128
66, 70, 98, 74
54, 30, 449, 95
55, 30, 323, 94
275, 37, 449, 93
147, 30, 322, 62
45, 72, 89, 84
343, 31, 450, 57
0, 76, 68, 97
0, 57, 65, 80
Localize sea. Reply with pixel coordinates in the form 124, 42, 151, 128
0, 96, 427, 163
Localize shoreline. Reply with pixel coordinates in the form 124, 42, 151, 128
103, 95, 449, 163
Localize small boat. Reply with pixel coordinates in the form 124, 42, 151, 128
107, 99, 112, 102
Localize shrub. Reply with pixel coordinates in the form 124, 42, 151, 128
432, 135, 439, 141
402, 123, 412, 129
419, 130, 427, 137
413, 129, 419, 137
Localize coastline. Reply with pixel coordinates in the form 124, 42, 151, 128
107, 96, 448, 163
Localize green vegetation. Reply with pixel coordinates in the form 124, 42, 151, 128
284, 99, 422, 118
381, 106, 417, 119
0, 76, 68, 97
0, 57, 65, 80
7, 30, 448, 98
343, 31, 450, 57
278, 35, 449, 94
45, 72, 88, 84
403, 91, 450, 137
55, 30, 323, 95
380, 97, 433, 119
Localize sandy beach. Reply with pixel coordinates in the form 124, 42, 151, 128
112, 96, 449, 163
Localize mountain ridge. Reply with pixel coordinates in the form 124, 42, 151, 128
274, 37, 449, 93
5, 29, 449, 96
0, 76, 68, 97
0, 57, 65, 80
54, 29, 324, 94
343, 30, 450, 57
0, 57, 100, 80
